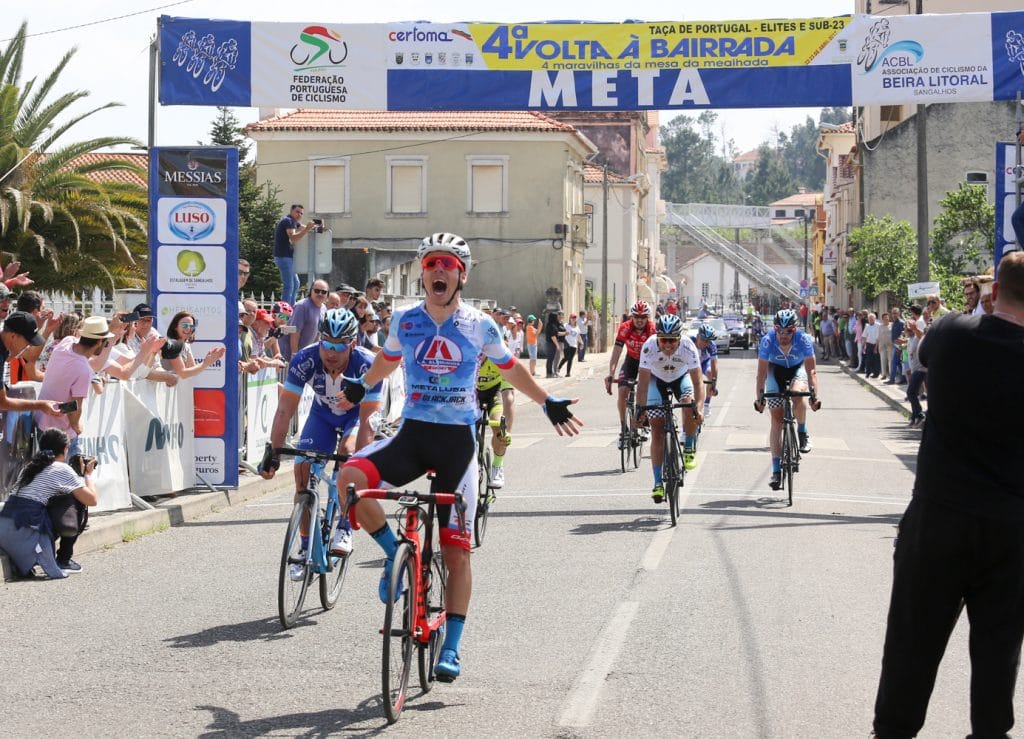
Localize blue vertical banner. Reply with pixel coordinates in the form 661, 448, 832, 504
995, 143, 1020, 270
149, 147, 239, 488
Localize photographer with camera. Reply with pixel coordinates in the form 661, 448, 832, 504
0, 428, 97, 577
274, 204, 319, 306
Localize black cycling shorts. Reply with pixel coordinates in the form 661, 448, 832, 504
345, 419, 477, 550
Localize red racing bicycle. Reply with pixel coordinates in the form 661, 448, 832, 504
346, 482, 466, 724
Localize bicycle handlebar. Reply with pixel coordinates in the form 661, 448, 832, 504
274, 447, 349, 463
354, 488, 468, 534
761, 391, 814, 398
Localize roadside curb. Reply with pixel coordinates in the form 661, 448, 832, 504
2, 471, 293, 582
835, 361, 913, 419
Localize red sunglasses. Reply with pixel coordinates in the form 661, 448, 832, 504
421, 254, 462, 271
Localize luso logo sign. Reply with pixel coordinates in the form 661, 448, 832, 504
291, 26, 348, 69
169, 201, 216, 241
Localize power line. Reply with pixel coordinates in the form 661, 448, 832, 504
1, 1, 195, 42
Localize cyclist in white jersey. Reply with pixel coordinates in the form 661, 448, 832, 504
636, 314, 705, 502
335, 233, 583, 683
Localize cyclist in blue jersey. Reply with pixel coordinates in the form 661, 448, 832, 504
336, 232, 583, 683
753, 309, 822, 491
694, 323, 719, 419
259, 308, 383, 576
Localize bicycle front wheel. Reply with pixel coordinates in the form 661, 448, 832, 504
665, 434, 681, 527
418, 548, 448, 692
382, 543, 415, 724
785, 426, 798, 506
319, 505, 351, 610
620, 421, 629, 473
632, 425, 644, 469
278, 495, 313, 629
475, 448, 492, 548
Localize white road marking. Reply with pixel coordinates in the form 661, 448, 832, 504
703, 449, 913, 465
557, 601, 640, 728
568, 435, 619, 448
640, 526, 675, 571
881, 439, 921, 456
724, 432, 847, 450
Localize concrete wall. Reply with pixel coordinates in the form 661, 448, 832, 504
862, 101, 1017, 230
251, 133, 588, 314
583, 182, 641, 320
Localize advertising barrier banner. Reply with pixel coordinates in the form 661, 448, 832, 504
123, 380, 196, 494
244, 369, 279, 465
78, 383, 132, 512
159, 12, 1024, 110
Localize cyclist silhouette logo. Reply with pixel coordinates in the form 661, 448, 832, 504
291, 26, 348, 69
856, 18, 924, 74
415, 337, 462, 374
1007, 30, 1024, 76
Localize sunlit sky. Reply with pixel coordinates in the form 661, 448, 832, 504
10, 0, 853, 155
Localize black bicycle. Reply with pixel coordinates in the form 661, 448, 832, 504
473, 400, 506, 548
638, 396, 695, 527
760, 387, 817, 506
617, 379, 645, 472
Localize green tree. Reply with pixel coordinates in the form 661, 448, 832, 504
660, 113, 743, 204
930, 183, 995, 275
0, 22, 147, 291
847, 215, 919, 302
205, 107, 281, 297
744, 144, 796, 206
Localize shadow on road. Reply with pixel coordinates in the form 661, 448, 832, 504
693, 501, 901, 529
164, 615, 311, 648
561, 469, 628, 479
196, 693, 460, 737
570, 515, 667, 535
491, 508, 656, 520
179, 518, 290, 527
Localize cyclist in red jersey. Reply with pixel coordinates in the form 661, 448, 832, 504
605, 301, 656, 448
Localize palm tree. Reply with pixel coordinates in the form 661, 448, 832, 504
0, 21, 148, 292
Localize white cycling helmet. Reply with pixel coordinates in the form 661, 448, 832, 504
417, 232, 471, 274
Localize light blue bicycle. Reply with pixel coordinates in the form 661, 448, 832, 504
275, 446, 352, 629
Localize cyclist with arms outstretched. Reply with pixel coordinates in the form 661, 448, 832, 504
260, 308, 383, 576
605, 301, 656, 448
335, 233, 583, 683
635, 314, 705, 502
753, 309, 822, 490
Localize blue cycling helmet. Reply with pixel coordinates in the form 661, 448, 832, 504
774, 309, 799, 328
319, 308, 359, 341
697, 323, 717, 340
656, 314, 682, 337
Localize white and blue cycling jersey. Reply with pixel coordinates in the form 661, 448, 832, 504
758, 329, 816, 368
283, 343, 383, 420
381, 301, 514, 426
699, 340, 718, 375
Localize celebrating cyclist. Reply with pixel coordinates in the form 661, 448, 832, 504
753, 309, 822, 491
476, 357, 511, 488
336, 232, 583, 683
259, 308, 383, 577
605, 301, 656, 449
694, 323, 720, 419
636, 315, 705, 502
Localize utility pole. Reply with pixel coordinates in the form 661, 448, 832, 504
600, 163, 609, 351
915, 0, 929, 281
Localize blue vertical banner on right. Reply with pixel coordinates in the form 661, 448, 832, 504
995, 143, 1021, 270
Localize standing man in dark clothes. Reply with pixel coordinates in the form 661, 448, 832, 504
872, 251, 1024, 738
273, 204, 316, 306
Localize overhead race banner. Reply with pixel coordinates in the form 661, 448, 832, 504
159, 13, 1024, 110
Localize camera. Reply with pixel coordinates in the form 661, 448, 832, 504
312, 218, 324, 234
69, 454, 97, 476
120, 311, 140, 323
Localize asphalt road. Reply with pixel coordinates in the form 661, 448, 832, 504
0, 349, 1002, 737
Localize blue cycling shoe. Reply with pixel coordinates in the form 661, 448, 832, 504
378, 558, 405, 603
435, 648, 461, 682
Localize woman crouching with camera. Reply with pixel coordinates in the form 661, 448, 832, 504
0, 428, 97, 578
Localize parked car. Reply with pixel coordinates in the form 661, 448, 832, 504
721, 314, 752, 349
687, 318, 731, 354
